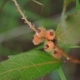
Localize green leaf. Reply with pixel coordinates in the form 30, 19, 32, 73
61, 0, 76, 21
0, 50, 62, 80
57, 67, 67, 80
56, 11, 80, 45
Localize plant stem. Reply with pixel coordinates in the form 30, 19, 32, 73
12, 0, 37, 32
56, 45, 80, 64
57, 67, 67, 80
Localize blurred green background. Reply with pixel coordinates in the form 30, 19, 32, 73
0, 0, 80, 80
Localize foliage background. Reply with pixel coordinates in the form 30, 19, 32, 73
0, 0, 80, 80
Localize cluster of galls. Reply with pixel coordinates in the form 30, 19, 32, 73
32, 27, 62, 59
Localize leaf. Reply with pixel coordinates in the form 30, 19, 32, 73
0, 50, 62, 80
76, 0, 80, 11
61, 0, 75, 20
56, 11, 80, 45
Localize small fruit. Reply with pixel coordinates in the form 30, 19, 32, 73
36, 27, 46, 38
32, 34, 43, 45
45, 29, 55, 40
52, 48, 62, 59
44, 41, 55, 52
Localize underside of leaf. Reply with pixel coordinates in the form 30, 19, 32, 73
56, 11, 80, 45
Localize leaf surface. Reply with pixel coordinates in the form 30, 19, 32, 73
0, 50, 62, 80
56, 11, 80, 45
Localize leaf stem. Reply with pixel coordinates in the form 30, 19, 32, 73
61, 0, 67, 20
57, 67, 67, 80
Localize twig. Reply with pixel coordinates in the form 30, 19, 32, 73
32, 0, 44, 16
12, 0, 37, 32
57, 45, 80, 64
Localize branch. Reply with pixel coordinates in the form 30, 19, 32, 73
57, 45, 80, 64
12, 0, 37, 32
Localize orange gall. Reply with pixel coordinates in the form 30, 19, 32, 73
52, 48, 62, 59
44, 41, 55, 52
45, 29, 55, 40
32, 34, 43, 45
36, 27, 46, 38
